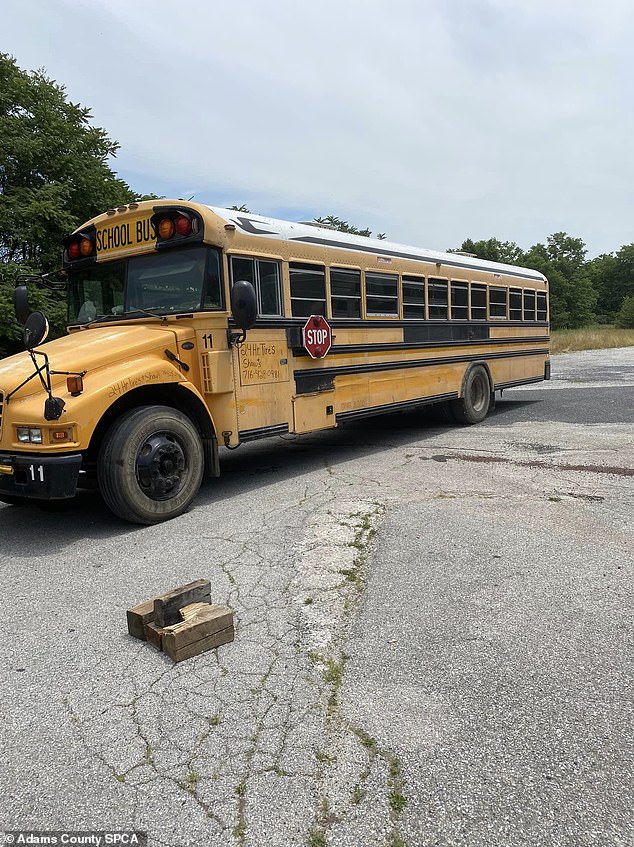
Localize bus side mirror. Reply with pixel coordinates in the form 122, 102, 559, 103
23, 311, 50, 350
230, 280, 257, 331
14, 284, 32, 326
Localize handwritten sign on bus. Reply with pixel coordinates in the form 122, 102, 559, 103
239, 341, 289, 386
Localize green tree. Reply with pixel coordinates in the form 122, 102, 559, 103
616, 294, 634, 328
450, 237, 525, 265
590, 245, 634, 316
312, 215, 386, 239
0, 54, 142, 355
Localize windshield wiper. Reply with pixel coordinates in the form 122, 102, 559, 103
123, 307, 169, 323
80, 313, 119, 327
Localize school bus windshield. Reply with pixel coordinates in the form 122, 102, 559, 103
67, 246, 223, 324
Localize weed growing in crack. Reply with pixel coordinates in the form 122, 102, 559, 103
389, 791, 407, 813
114, 774, 125, 783
387, 834, 409, 847
316, 749, 336, 764
304, 596, 314, 605
208, 715, 221, 726
354, 727, 378, 753
232, 819, 246, 840
324, 654, 348, 712
187, 771, 199, 792
338, 566, 361, 585
235, 781, 247, 798
308, 828, 327, 847
352, 785, 365, 804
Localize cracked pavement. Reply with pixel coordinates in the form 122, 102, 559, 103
1, 348, 633, 846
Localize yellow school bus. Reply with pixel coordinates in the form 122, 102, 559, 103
0, 200, 549, 523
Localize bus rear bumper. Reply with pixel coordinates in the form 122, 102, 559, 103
0, 452, 82, 499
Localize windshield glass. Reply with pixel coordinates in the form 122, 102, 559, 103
67, 246, 223, 324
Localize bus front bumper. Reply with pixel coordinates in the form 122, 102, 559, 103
0, 452, 82, 499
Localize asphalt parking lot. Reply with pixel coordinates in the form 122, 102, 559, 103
1, 347, 632, 847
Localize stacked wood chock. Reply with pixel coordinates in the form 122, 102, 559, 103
126, 579, 234, 662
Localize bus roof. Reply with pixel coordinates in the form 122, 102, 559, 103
206, 205, 547, 284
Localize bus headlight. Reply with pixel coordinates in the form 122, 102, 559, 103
17, 427, 43, 443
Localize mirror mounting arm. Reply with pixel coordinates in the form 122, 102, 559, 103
227, 329, 247, 348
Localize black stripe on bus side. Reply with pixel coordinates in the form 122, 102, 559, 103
293, 348, 550, 381
238, 423, 290, 442
293, 336, 550, 357
335, 392, 459, 423
495, 376, 546, 390
244, 317, 550, 330
290, 236, 546, 282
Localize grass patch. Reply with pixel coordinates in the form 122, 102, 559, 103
308, 828, 327, 847
389, 791, 407, 813
550, 327, 634, 354
352, 785, 366, 804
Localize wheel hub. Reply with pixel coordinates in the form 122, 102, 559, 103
136, 433, 186, 500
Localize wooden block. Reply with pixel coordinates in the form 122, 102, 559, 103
179, 601, 211, 621
165, 625, 235, 663
145, 622, 165, 650
162, 604, 233, 656
126, 598, 156, 641
153, 579, 211, 627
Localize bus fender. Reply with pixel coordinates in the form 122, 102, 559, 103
89, 381, 220, 479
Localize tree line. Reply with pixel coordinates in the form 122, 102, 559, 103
1, 54, 633, 358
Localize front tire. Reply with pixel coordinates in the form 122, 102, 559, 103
98, 405, 204, 524
450, 366, 491, 425
0, 493, 28, 506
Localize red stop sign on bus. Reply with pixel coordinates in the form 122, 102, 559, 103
302, 315, 332, 359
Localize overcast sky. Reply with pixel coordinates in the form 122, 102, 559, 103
3, 0, 634, 258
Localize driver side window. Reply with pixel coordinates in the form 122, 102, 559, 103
230, 256, 283, 317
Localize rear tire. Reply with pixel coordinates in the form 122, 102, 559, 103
450, 366, 491, 425
98, 405, 204, 524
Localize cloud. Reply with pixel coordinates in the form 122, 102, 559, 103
3, 0, 634, 255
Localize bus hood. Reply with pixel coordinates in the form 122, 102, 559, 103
0, 323, 189, 401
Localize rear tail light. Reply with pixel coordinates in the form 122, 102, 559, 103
67, 241, 81, 260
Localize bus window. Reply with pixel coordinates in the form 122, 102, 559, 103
202, 249, 224, 310
490, 286, 508, 319
537, 292, 547, 322
230, 256, 282, 316
402, 275, 425, 319
470, 284, 486, 320
523, 289, 536, 321
451, 281, 469, 320
290, 263, 326, 317
330, 268, 361, 318
509, 288, 522, 320
428, 278, 448, 319
366, 273, 398, 316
